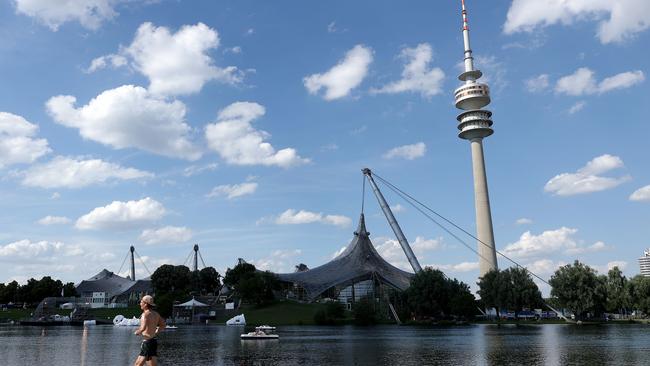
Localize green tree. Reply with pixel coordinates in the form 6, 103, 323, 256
406, 268, 450, 318
151, 265, 192, 294
352, 297, 377, 325
605, 267, 630, 314
629, 275, 650, 315
1, 281, 20, 304
406, 268, 476, 319
223, 262, 257, 288
237, 270, 280, 305
508, 267, 543, 318
62, 282, 78, 297
477, 269, 511, 318
549, 260, 605, 320
198, 267, 221, 295
448, 279, 478, 319
314, 301, 346, 325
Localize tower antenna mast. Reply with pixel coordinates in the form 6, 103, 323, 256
454, 0, 498, 277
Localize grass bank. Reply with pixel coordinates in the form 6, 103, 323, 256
0, 308, 33, 321
215, 300, 328, 326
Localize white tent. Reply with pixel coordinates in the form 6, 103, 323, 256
174, 297, 209, 324
176, 298, 209, 308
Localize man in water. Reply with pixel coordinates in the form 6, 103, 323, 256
134, 295, 166, 366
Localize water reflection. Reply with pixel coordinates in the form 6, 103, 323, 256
1, 324, 650, 365
80, 327, 88, 366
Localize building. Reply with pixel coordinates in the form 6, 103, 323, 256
276, 214, 413, 305
76, 269, 152, 308
639, 249, 650, 277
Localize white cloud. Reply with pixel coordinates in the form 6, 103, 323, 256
37, 216, 71, 225
503, 227, 578, 259
251, 249, 302, 273
607, 261, 628, 271
555, 68, 645, 96
544, 154, 630, 196
0, 112, 51, 167
568, 101, 587, 114
373, 236, 442, 271
76, 197, 166, 230
411, 236, 443, 254
525, 74, 550, 93
225, 46, 242, 54
598, 71, 646, 93
555, 68, 597, 96
524, 259, 563, 277
503, 227, 608, 259
371, 43, 445, 98
13, 0, 119, 31
205, 101, 309, 168
323, 215, 352, 227
20, 156, 152, 189
504, 0, 650, 44
630, 185, 650, 201
565, 240, 610, 255
426, 262, 479, 273
183, 163, 218, 177
206, 182, 258, 199
139, 226, 193, 245
120, 22, 242, 96
46, 85, 201, 160
303, 45, 373, 100
390, 204, 405, 213
85, 54, 127, 73
473, 55, 508, 93
382, 142, 426, 160
0, 239, 83, 260
516, 218, 533, 225
273, 209, 351, 228
373, 237, 412, 271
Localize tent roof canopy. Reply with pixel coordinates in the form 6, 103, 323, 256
277, 214, 414, 301
175, 298, 209, 307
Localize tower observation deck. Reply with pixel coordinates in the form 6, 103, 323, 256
454, 0, 498, 277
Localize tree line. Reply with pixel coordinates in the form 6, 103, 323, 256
150, 264, 222, 317
478, 260, 650, 320
0, 277, 77, 305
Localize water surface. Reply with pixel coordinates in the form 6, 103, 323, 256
0, 323, 647, 365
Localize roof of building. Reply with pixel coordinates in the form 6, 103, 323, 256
76, 269, 152, 300
277, 214, 414, 301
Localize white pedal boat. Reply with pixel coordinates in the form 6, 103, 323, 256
241, 330, 279, 340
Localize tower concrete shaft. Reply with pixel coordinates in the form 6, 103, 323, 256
193, 244, 199, 272
470, 139, 498, 276
130, 245, 136, 281
454, 0, 498, 277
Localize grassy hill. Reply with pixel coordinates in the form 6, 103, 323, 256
217, 301, 329, 325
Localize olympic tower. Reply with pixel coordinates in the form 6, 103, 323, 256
453, 0, 498, 277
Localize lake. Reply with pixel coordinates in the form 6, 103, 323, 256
0, 323, 648, 365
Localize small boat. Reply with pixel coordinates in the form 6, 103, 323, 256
241, 330, 279, 340
83, 320, 96, 326
226, 314, 246, 326
255, 325, 276, 331
166, 325, 178, 330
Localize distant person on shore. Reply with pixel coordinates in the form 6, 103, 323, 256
134, 295, 165, 366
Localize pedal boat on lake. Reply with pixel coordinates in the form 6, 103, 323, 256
255, 325, 276, 331
241, 329, 279, 340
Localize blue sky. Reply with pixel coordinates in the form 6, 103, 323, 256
0, 0, 648, 295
